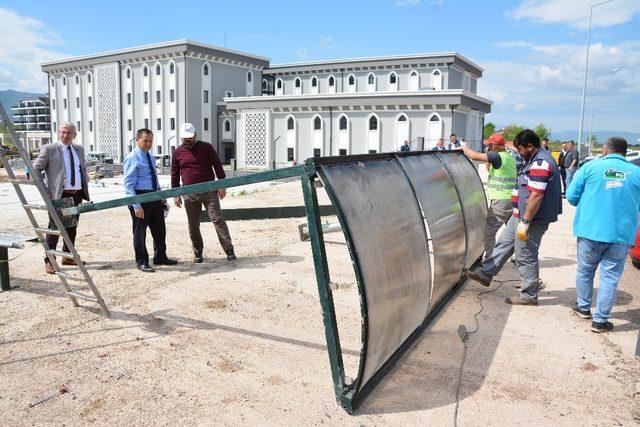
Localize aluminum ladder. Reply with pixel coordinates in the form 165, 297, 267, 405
0, 103, 110, 316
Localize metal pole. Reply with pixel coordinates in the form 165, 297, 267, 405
578, 0, 616, 159
588, 75, 598, 157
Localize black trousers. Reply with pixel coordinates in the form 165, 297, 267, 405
44, 190, 84, 263
128, 191, 167, 266
560, 168, 567, 193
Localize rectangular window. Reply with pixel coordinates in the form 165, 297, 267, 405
75, 97, 79, 108
156, 90, 161, 103
63, 99, 67, 109
287, 147, 294, 162
204, 118, 209, 131
76, 121, 80, 131
368, 149, 377, 154
127, 93, 132, 105
144, 91, 148, 104
170, 89, 175, 102
339, 149, 347, 156
128, 119, 132, 131
88, 121, 93, 132
88, 96, 92, 107
157, 118, 162, 130
157, 146, 162, 155
52, 100, 56, 110
314, 148, 321, 157
170, 118, 175, 130
53, 122, 57, 132
144, 118, 149, 129
203, 90, 209, 103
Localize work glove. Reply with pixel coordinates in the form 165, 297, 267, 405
516, 219, 530, 241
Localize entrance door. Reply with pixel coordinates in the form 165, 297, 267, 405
427, 114, 442, 148
396, 115, 409, 149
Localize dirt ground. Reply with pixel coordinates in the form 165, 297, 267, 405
1, 176, 639, 426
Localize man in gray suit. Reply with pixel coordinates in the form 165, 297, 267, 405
32, 122, 90, 274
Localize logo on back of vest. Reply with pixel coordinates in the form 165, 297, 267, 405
604, 169, 626, 180
605, 180, 623, 189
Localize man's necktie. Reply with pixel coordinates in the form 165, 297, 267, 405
146, 152, 159, 191
67, 146, 76, 187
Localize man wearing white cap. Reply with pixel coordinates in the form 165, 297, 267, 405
170, 123, 236, 263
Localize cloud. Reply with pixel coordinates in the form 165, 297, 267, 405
0, 7, 69, 92
394, 0, 420, 6
506, 0, 640, 30
478, 40, 640, 132
493, 41, 535, 48
319, 36, 335, 49
296, 47, 308, 61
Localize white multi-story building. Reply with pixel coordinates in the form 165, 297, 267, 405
41, 40, 492, 168
11, 97, 52, 151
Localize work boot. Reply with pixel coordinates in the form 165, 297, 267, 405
465, 268, 490, 287
226, 249, 237, 261
62, 258, 86, 266
45, 262, 55, 275
570, 303, 591, 319
591, 321, 613, 333
194, 253, 203, 264
505, 296, 538, 306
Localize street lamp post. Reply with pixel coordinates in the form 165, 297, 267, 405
588, 67, 621, 156
577, 0, 616, 159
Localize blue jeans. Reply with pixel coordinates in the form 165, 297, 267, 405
575, 237, 629, 323
565, 167, 577, 190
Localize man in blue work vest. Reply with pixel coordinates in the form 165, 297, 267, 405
123, 128, 178, 273
567, 137, 640, 333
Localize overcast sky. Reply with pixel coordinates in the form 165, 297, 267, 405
0, 0, 638, 132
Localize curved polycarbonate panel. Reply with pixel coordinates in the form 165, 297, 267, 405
319, 159, 432, 390
437, 152, 488, 268
397, 155, 466, 307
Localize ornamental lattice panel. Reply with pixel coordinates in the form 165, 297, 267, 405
244, 112, 267, 166
94, 63, 121, 159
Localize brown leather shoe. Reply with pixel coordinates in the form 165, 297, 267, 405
45, 263, 55, 274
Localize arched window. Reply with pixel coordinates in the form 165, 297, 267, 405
367, 113, 380, 153
409, 70, 419, 91
327, 75, 336, 94
156, 64, 161, 75
246, 70, 254, 96
262, 79, 267, 91
367, 73, 376, 92
427, 112, 443, 148
169, 61, 175, 74
347, 74, 356, 93
432, 69, 442, 90
395, 114, 410, 149
314, 116, 322, 130
87, 73, 91, 83
286, 115, 297, 162
339, 116, 348, 130
311, 76, 318, 94
143, 65, 149, 77
287, 116, 295, 130
50, 77, 55, 87
276, 78, 283, 95
294, 77, 302, 95
277, 79, 283, 89
203, 64, 209, 76
247, 70, 252, 82
126, 67, 131, 79
389, 72, 398, 91
62, 75, 67, 86
74, 74, 79, 84
368, 115, 378, 130
224, 119, 231, 132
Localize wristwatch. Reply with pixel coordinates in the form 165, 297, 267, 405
521, 218, 531, 224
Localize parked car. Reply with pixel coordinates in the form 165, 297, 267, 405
629, 156, 640, 270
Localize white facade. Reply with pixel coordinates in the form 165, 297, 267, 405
42, 41, 491, 168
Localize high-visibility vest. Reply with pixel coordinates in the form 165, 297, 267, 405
487, 150, 517, 200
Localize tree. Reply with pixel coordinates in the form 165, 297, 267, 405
502, 124, 524, 142
483, 122, 496, 139
534, 123, 550, 141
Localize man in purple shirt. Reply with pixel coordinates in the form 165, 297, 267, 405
171, 123, 235, 263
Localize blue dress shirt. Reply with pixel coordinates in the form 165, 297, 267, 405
123, 147, 160, 209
